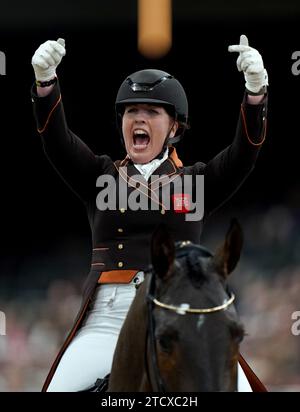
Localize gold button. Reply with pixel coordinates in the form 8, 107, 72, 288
118, 261, 123, 268
118, 228, 123, 233
118, 244, 123, 250
161, 209, 166, 215
120, 208, 125, 213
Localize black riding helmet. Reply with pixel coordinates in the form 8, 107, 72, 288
115, 69, 189, 145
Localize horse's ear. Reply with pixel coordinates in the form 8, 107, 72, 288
213, 218, 243, 278
151, 224, 175, 279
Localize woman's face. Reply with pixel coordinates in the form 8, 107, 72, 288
122, 104, 178, 164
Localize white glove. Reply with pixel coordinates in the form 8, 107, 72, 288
32, 38, 66, 82
228, 34, 268, 94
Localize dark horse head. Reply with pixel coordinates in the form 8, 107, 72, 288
108, 219, 244, 392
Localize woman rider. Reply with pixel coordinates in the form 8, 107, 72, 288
31, 34, 268, 391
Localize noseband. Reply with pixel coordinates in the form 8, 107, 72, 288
145, 241, 235, 392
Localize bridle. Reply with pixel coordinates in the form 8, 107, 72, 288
145, 241, 236, 392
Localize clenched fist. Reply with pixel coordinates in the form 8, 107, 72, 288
32, 38, 66, 82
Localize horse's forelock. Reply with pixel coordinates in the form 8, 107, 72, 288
184, 250, 210, 288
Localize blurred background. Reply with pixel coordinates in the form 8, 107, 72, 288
0, 0, 299, 392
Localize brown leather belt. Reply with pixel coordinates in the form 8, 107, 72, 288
98, 270, 139, 284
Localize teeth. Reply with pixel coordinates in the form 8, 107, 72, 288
134, 129, 148, 135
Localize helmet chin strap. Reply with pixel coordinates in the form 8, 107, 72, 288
153, 119, 177, 161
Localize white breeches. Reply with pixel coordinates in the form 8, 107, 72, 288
47, 271, 252, 392
47, 272, 143, 392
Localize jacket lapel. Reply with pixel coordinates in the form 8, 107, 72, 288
115, 147, 184, 208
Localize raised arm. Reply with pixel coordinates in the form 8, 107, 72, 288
31, 38, 105, 202
204, 35, 268, 215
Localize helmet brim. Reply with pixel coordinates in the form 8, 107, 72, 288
116, 98, 174, 108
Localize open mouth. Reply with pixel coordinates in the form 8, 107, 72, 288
133, 129, 150, 150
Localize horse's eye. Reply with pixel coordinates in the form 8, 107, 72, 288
235, 329, 245, 344
229, 321, 245, 344
157, 333, 178, 354
157, 335, 173, 354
